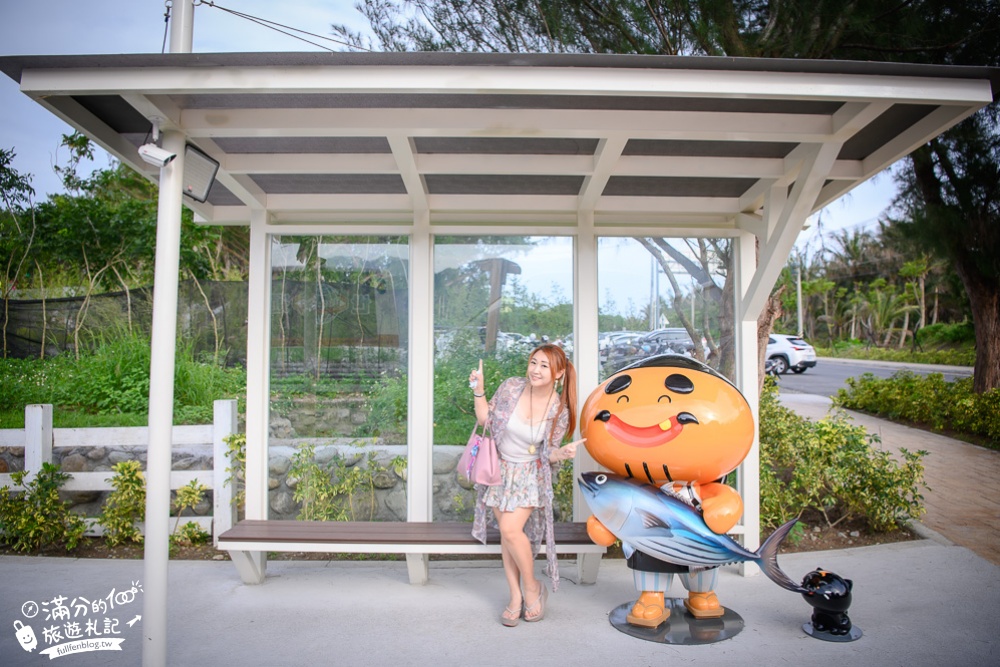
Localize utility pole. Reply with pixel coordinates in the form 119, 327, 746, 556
796, 266, 804, 337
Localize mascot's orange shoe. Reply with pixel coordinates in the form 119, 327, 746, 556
685, 591, 725, 619
627, 590, 670, 627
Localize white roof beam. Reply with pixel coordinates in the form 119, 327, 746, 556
18, 66, 993, 107
831, 100, 892, 140
120, 93, 182, 131
735, 212, 766, 238
741, 142, 842, 319
178, 108, 833, 142
862, 104, 981, 176
386, 134, 429, 214
37, 96, 156, 178
222, 153, 848, 180
579, 135, 628, 211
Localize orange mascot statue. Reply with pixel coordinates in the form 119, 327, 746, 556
581, 354, 755, 627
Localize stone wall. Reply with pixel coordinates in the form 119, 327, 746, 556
0, 441, 477, 523
254, 441, 476, 522
268, 397, 371, 439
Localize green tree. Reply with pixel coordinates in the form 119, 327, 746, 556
0, 148, 37, 356
2, 133, 252, 359
339, 0, 999, 389
891, 110, 1000, 393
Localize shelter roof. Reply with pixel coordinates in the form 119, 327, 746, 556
2, 52, 997, 229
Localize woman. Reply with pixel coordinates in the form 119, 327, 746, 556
468, 344, 584, 627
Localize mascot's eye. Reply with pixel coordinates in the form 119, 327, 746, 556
595, 474, 607, 485
664, 374, 694, 394
605, 375, 632, 394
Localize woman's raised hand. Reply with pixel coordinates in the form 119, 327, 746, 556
551, 438, 585, 462
469, 359, 485, 394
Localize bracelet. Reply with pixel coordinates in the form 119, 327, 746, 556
472, 391, 485, 398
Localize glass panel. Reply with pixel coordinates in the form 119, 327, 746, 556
269, 235, 408, 521
597, 237, 734, 382
433, 236, 574, 520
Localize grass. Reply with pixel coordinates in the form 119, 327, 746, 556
0, 332, 245, 429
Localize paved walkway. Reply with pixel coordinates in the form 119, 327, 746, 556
779, 392, 1000, 566
2, 541, 999, 666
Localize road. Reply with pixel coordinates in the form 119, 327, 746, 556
775, 357, 973, 398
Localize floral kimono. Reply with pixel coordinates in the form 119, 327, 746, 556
471, 376, 569, 591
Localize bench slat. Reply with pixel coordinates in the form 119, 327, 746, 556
218, 520, 595, 546
219, 519, 605, 586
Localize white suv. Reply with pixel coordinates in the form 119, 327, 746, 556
766, 333, 817, 374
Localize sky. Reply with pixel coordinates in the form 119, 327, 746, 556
0, 0, 897, 255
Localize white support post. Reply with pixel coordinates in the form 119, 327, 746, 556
573, 211, 600, 520
141, 129, 185, 667
143, 3, 194, 662
406, 210, 433, 584
23, 404, 53, 482
212, 399, 238, 546
734, 230, 761, 576
245, 210, 271, 520
577, 552, 602, 585
242, 211, 271, 583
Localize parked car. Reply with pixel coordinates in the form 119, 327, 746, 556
601, 331, 645, 365
637, 328, 696, 356
766, 333, 817, 374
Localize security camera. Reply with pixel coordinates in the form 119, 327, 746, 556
138, 143, 177, 168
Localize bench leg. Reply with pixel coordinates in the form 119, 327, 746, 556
577, 552, 602, 585
228, 550, 267, 584
406, 553, 429, 585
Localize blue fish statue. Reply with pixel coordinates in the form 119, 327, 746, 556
579, 472, 806, 593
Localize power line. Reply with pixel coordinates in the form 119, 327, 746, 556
193, 1, 371, 52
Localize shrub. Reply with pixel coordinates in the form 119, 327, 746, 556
759, 381, 927, 532
224, 432, 247, 513
916, 321, 975, 346
288, 444, 342, 521
815, 343, 974, 367
835, 372, 1000, 448
552, 460, 574, 522
170, 480, 210, 548
97, 460, 146, 547
171, 521, 210, 548
286, 444, 404, 522
0, 463, 87, 552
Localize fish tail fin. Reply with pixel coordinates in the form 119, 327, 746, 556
756, 519, 807, 593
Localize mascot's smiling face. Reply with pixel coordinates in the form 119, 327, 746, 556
581, 354, 754, 485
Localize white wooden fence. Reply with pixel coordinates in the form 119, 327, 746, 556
0, 400, 238, 546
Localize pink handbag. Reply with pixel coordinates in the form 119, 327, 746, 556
458, 422, 501, 486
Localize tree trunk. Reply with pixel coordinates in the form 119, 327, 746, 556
962, 269, 1000, 394
757, 285, 786, 394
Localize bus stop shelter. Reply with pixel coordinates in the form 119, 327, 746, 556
2, 48, 997, 666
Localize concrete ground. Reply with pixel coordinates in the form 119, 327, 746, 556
2, 541, 998, 667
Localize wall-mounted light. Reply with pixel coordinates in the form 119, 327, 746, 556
181, 144, 220, 203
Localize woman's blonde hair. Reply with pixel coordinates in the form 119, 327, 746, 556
528, 344, 578, 443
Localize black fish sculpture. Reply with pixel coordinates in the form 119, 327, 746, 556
801, 569, 855, 638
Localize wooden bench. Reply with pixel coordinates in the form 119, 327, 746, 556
218, 520, 605, 586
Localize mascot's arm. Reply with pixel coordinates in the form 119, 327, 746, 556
586, 515, 618, 547
699, 483, 744, 534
